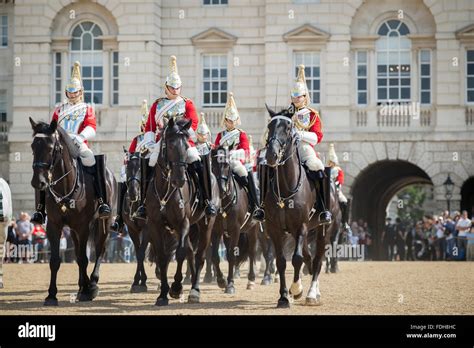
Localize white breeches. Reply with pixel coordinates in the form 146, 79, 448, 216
120, 164, 126, 182
230, 160, 247, 178
149, 140, 201, 167
79, 144, 95, 167
298, 142, 324, 172
337, 189, 348, 203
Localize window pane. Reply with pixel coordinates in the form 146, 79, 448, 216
401, 78, 410, 86
468, 63, 474, 75
113, 79, 118, 91
389, 88, 398, 99
204, 82, 210, 91
313, 79, 320, 90
93, 39, 103, 50
221, 82, 227, 90
421, 64, 430, 76
82, 33, 92, 50
93, 93, 102, 104
83, 67, 91, 77
389, 78, 398, 86
212, 69, 218, 78
212, 93, 218, 104
377, 23, 389, 36
113, 93, 119, 105
93, 67, 103, 77
358, 92, 367, 105
72, 25, 82, 37
357, 51, 367, 63
378, 78, 387, 86
312, 67, 320, 77
203, 69, 210, 78
212, 82, 219, 90
83, 79, 92, 90
421, 91, 430, 104
357, 65, 367, 77
357, 78, 367, 90
84, 93, 91, 102
71, 38, 80, 50
82, 22, 93, 31
468, 77, 474, 89
113, 52, 118, 63
92, 24, 102, 37
204, 93, 210, 104
399, 23, 410, 36
378, 88, 387, 100
221, 69, 227, 78
313, 92, 320, 104
94, 79, 103, 90
420, 50, 430, 62
401, 88, 410, 99
387, 20, 400, 30
421, 78, 430, 90
377, 65, 387, 76
55, 66, 61, 77
113, 65, 118, 76
55, 80, 61, 91
467, 50, 474, 62
221, 92, 227, 103
468, 90, 474, 102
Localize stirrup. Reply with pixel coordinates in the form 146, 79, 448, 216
111, 216, 123, 231
252, 208, 265, 222
205, 202, 218, 217
134, 205, 147, 221
98, 203, 111, 218
318, 210, 332, 225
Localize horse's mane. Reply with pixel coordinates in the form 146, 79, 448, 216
33, 121, 80, 159
164, 118, 191, 138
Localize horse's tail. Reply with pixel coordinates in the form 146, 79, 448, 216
235, 232, 250, 268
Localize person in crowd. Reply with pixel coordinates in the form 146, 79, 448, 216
15, 212, 33, 263
466, 225, 474, 261
32, 223, 47, 263
405, 222, 415, 261
456, 210, 472, 261
395, 218, 406, 261
434, 216, 446, 261
381, 217, 396, 261
5, 220, 17, 263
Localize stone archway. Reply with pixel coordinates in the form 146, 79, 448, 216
350, 160, 433, 260
461, 177, 474, 218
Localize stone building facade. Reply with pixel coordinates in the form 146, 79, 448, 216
1, 0, 474, 249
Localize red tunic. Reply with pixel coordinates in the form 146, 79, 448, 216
307, 109, 323, 144
336, 167, 344, 186
214, 129, 250, 164
144, 98, 198, 146
52, 104, 96, 146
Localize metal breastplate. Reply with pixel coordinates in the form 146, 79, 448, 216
220, 129, 241, 149
156, 98, 186, 127
196, 142, 211, 156
295, 108, 311, 130
135, 133, 146, 152
58, 102, 88, 134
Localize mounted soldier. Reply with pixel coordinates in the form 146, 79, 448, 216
136, 55, 217, 220
31, 61, 111, 225
196, 112, 213, 156
327, 143, 350, 231
254, 65, 331, 224
214, 93, 262, 219
112, 100, 149, 231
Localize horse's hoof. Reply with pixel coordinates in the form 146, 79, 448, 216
305, 296, 322, 306
169, 282, 183, 299
330, 267, 338, 274
130, 284, 148, 293
77, 292, 93, 302
289, 281, 303, 300
277, 298, 290, 309
247, 281, 255, 290
217, 277, 227, 289
155, 297, 169, 307
90, 285, 99, 300
203, 274, 214, 284
183, 277, 191, 285
188, 289, 200, 303
44, 297, 58, 306
224, 285, 235, 294
260, 276, 272, 286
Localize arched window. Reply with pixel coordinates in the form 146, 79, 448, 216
376, 20, 411, 102
70, 21, 103, 104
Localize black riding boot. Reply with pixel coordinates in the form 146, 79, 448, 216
92, 155, 112, 218
253, 165, 268, 222
111, 182, 127, 231
340, 200, 350, 231
190, 160, 217, 217
311, 169, 331, 225
134, 157, 150, 221
240, 172, 262, 217
31, 190, 46, 225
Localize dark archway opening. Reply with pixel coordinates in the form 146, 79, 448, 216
350, 160, 433, 260
461, 177, 474, 218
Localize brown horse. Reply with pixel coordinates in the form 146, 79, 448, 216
30, 118, 115, 306
210, 146, 259, 293
263, 105, 336, 308
146, 118, 219, 306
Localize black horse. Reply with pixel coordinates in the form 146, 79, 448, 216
146, 118, 219, 306
119, 151, 160, 292
263, 105, 336, 307
210, 146, 259, 293
30, 118, 115, 306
